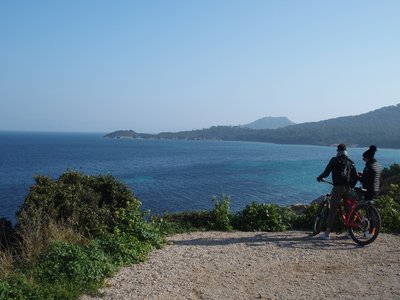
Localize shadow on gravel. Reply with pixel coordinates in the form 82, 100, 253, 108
170, 232, 362, 251
254, 232, 362, 250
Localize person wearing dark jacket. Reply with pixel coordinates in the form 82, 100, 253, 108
316, 144, 358, 240
358, 145, 382, 200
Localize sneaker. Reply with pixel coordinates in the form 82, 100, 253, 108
364, 231, 373, 238
319, 232, 330, 240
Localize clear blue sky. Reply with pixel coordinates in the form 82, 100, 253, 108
1, 1, 399, 133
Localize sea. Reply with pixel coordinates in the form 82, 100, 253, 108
1, 131, 399, 222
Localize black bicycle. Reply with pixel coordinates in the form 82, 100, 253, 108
313, 180, 381, 246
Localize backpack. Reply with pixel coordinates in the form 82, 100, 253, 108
333, 156, 355, 186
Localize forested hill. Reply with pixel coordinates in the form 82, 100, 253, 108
241, 116, 295, 129
267, 104, 400, 148
105, 104, 400, 149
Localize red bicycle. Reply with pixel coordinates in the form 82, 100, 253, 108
312, 180, 381, 246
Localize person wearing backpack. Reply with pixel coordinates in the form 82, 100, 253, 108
358, 145, 382, 201
316, 144, 358, 240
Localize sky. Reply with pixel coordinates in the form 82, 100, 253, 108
1, 1, 399, 133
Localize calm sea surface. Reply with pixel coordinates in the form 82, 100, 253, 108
1, 132, 399, 221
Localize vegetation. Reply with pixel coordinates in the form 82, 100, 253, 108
375, 163, 400, 232
381, 163, 400, 193
0, 163, 399, 298
376, 184, 400, 233
105, 104, 400, 148
211, 195, 233, 231
0, 171, 163, 299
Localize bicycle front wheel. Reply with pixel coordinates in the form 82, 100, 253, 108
348, 204, 381, 246
312, 201, 329, 236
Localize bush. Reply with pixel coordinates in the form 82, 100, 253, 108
0, 277, 48, 300
280, 206, 307, 230
95, 232, 151, 266
211, 195, 233, 231
152, 211, 214, 235
233, 202, 285, 232
0, 232, 156, 299
14, 171, 162, 263
113, 204, 164, 248
155, 200, 321, 233
377, 184, 400, 233
35, 241, 114, 285
152, 195, 233, 233
17, 172, 141, 238
381, 163, 400, 195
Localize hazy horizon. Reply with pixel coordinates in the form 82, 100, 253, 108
2, 103, 399, 135
1, 1, 399, 133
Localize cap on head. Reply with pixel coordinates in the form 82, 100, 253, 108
337, 144, 346, 151
363, 145, 377, 159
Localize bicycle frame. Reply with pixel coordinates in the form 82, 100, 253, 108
337, 198, 359, 228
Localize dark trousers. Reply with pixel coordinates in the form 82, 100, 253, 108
326, 185, 351, 230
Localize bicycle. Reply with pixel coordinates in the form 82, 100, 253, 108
312, 179, 381, 246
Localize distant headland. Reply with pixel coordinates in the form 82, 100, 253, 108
105, 104, 400, 149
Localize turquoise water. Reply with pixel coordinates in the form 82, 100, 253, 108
1, 132, 399, 221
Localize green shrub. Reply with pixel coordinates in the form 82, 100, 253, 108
17, 172, 141, 238
13, 171, 163, 264
35, 241, 114, 285
0, 272, 103, 300
233, 202, 285, 232
381, 164, 400, 194
381, 163, 400, 179
0, 276, 49, 300
280, 206, 307, 230
0, 232, 156, 299
302, 203, 319, 226
377, 184, 400, 233
152, 211, 214, 234
113, 204, 164, 248
211, 195, 233, 231
95, 232, 151, 266
0, 280, 14, 299
152, 195, 233, 233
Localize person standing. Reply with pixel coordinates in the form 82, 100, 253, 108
358, 145, 382, 200
316, 144, 358, 240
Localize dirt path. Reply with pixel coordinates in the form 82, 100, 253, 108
82, 231, 400, 300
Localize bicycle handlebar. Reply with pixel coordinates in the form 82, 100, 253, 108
319, 178, 333, 185
318, 178, 367, 193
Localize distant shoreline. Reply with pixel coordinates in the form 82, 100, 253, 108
104, 131, 400, 150
104, 104, 400, 149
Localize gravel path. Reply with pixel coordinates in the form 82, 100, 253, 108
82, 231, 400, 300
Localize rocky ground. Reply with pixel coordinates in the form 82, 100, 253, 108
81, 231, 400, 300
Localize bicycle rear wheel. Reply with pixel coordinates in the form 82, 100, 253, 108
312, 201, 329, 235
348, 203, 381, 246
